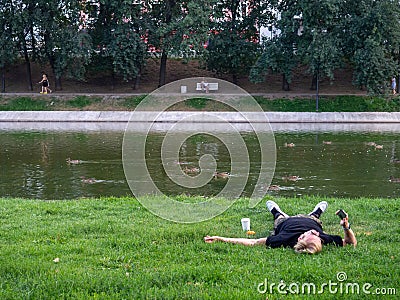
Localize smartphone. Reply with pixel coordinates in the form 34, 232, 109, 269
336, 209, 347, 219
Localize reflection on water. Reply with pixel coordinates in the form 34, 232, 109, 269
274, 132, 400, 198
0, 131, 128, 200
1, 128, 400, 199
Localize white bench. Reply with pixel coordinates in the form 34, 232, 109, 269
196, 82, 219, 92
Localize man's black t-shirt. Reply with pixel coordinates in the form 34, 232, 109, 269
265, 217, 343, 248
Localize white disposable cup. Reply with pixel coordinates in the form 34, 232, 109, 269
241, 218, 250, 231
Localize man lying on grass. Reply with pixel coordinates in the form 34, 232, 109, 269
204, 200, 357, 254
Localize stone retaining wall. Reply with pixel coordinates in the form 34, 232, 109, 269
1, 111, 400, 123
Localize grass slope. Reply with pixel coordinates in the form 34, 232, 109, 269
2, 95, 400, 112
0, 196, 399, 299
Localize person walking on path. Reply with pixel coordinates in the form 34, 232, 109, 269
38, 74, 52, 94
204, 200, 357, 254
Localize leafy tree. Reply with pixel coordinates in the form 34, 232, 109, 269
108, 2, 147, 89
253, 0, 344, 91
0, 0, 18, 92
353, 37, 397, 94
109, 24, 147, 89
85, 0, 119, 78
250, 38, 298, 91
59, 29, 93, 81
35, 0, 91, 90
206, 0, 272, 84
342, 0, 400, 93
298, 0, 343, 89
257, 0, 400, 94
206, 28, 260, 85
86, 0, 147, 89
145, 0, 213, 87
250, 0, 299, 90
11, 0, 39, 91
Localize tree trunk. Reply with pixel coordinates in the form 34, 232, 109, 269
25, 61, 33, 91
23, 50, 33, 91
158, 0, 175, 87
1, 66, 5, 93
48, 56, 62, 91
232, 73, 238, 85
310, 74, 317, 90
111, 71, 115, 91
57, 77, 62, 90
53, 73, 62, 91
19, 34, 33, 91
282, 74, 290, 91
49, 62, 62, 91
30, 26, 37, 61
47, 50, 62, 91
133, 70, 141, 90
28, 3, 37, 61
159, 51, 168, 87
43, 25, 62, 91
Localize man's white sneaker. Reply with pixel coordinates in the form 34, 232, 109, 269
266, 200, 289, 218
309, 201, 328, 217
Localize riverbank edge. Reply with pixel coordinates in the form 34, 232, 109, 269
1, 111, 400, 123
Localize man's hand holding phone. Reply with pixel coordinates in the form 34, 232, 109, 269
336, 209, 347, 219
336, 209, 357, 246
336, 209, 350, 229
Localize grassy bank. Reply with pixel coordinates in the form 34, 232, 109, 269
0, 196, 398, 299
255, 95, 400, 112
1, 95, 400, 112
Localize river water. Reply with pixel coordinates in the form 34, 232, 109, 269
1, 123, 400, 199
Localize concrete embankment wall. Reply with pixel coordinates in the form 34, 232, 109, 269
1, 111, 400, 123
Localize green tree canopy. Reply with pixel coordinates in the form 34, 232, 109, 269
344, 0, 400, 93
87, 0, 147, 88
34, 0, 91, 90
0, 0, 18, 92
2, 0, 400, 94
251, 0, 343, 90
206, 0, 273, 84
145, 0, 213, 86
252, 0, 400, 94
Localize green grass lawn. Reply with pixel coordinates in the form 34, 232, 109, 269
0, 196, 398, 299
2, 95, 400, 112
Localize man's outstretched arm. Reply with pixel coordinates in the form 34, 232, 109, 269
340, 216, 357, 247
204, 235, 267, 247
